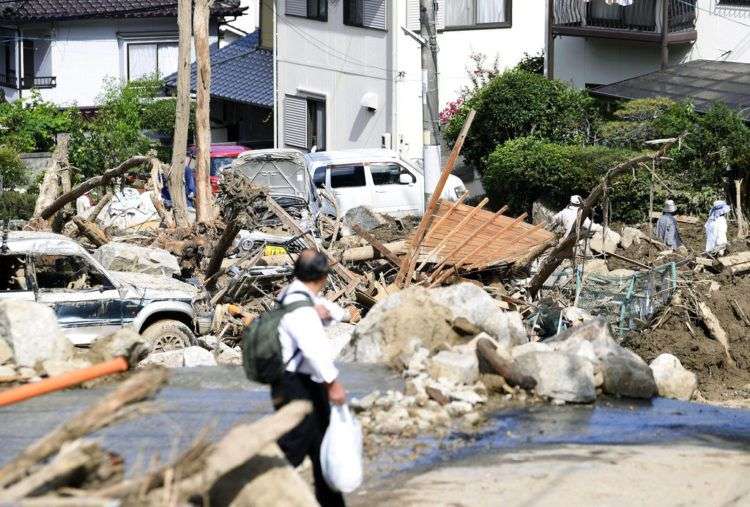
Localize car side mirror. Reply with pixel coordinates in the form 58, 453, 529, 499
399, 173, 413, 185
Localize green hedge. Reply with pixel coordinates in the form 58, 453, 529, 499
0, 146, 28, 189
0, 191, 37, 221
444, 70, 597, 175
483, 137, 652, 223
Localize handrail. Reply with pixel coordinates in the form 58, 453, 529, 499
553, 0, 696, 33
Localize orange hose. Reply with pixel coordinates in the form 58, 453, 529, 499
226, 304, 255, 326
0, 356, 129, 407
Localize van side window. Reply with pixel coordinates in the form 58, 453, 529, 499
370, 163, 402, 185
0, 255, 29, 292
313, 167, 326, 189
34, 255, 111, 291
330, 165, 366, 188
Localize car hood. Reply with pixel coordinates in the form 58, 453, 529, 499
110, 271, 198, 300
231, 150, 312, 201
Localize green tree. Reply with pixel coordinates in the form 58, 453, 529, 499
0, 145, 28, 189
0, 91, 72, 152
444, 70, 598, 175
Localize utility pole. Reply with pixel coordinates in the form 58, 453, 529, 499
420, 0, 441, 207
167, 0, 191, 228
660, 0, 669, 70
193, 0, 214, 223
546, 0, 555, 79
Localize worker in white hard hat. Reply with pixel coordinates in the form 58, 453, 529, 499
655, 199, 682, 249
552, 195, 595, 238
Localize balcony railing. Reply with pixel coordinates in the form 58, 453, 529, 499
0, 71, 16, 88
20, 75, 57, 89
553, 0, 697, 43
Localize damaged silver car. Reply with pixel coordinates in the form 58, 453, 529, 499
0, 231, 210, 351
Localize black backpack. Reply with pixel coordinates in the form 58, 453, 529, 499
241, 292, 313, 384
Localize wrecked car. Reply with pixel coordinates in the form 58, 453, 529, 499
0, 231, 209, 351
226, 148, 322, 255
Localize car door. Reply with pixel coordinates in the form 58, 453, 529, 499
328, 164, 372, 215
0, 254, 34, 302
32, 254, 124, 346
367, 162, 420, 216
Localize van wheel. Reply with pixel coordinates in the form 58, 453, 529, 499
142, 319, 196, 352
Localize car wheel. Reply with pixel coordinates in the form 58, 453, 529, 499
142, 319, 196, 352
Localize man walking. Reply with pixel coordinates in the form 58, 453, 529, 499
272, 249, 347, 507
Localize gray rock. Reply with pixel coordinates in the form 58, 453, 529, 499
214, 343, 242, 365
590, 228, 622, 255
183, 346, 217, 367
649, 353, 697, 401
139, 349, 184, 368
547, 318, 657, 399
0, 365, 16, 378
326, 323, 356, 360
0, 337, 13, 365
514, 351, 596, 403
87, 328, 145, 363
343, 206, 388, 231
511, 341, 552, 359
428, 350, 479, 385
621, 226, 644, 249
0, 301, 73, 367
42, 358, 93, 377
93, 242, 180, 277
431, 284, 528, 347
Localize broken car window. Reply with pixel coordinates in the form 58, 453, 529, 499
33, 255, 111, 291
313, 167, 326, 189
330, 165, 366, 188
370, 163, 403, 185
0, 255, 30, 291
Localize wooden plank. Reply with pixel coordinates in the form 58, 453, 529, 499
351, 224, 402, 267
717, 251, 750, 268
395, 109, 476, 287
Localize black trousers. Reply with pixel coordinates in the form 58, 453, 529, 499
271, 371, 346, 507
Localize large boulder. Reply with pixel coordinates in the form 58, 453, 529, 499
0, 337, 13, 365
589, 228, 622, 255
649, 353, 697, 401
343, 206, 388, 232
326, 323, 356, 360
428, 351, 479, 385
514, 350, 596, 403
621, 226, 645, 249
86, 328, 145, 363
183, 346, 217, 367
549, 319, 657, 399
350, 284, 526, 365
93, 242, 180, 277
0, 300, 73, 367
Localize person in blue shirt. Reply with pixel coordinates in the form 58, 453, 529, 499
160, 164, 195, 209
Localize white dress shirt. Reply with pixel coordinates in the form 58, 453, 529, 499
277, 279, 341, 384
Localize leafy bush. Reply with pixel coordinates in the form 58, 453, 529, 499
0, 191, 37, 221
0, 145, 28, 189
483, 137, 653, 222
444, 70, 598, 175
0, 91, 73, 152
515, 52, 544, 75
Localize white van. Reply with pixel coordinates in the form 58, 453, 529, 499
306, 149, 467, 218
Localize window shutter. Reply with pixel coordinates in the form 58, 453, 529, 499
435, 0, 445, 29
406, 0, 420, 31
285, 0, 306, 17
284, 95, 308, 149
363, 0, 387, 30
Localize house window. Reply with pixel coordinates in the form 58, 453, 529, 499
127, 42, 178, 81
344, 0, 387, 29
718, 0, 750, 5
284, 95, 326, 151
444, 0, 511, 29
330, 165, 366, 188
286, 0, 327, 21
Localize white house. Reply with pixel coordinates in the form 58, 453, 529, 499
0, 0, 244, 108
266, 0, 545, 162
550, 0, 750, 88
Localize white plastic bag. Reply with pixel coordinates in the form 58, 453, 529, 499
320, 404, 363, 493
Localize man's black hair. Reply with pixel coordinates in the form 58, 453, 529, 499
294, 250, 329, 282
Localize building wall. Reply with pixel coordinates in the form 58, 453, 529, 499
554, 0, 750, 88
3, 18, 219, 108
276, 0, 544, 162
231, 0, 260, 34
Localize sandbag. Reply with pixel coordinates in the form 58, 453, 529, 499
320, 404, 363, 493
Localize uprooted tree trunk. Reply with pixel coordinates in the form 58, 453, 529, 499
0, 368, 168, 489
167, 0, 193, 228
39, 156, 153, 221
528, 139, 677, 298
193, 0, 214, 223
32, 134, 70, 218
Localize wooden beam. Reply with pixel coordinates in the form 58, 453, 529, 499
351, 224, 402, 267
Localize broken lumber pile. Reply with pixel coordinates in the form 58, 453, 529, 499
716, 251, 750, 276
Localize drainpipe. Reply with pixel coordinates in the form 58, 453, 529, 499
15, 27, 21, 98
660, 0, 669, 70
390, 0, 399, 153
272, 0, 278, 148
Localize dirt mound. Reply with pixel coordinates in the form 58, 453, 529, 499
623, 280, 750, 400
